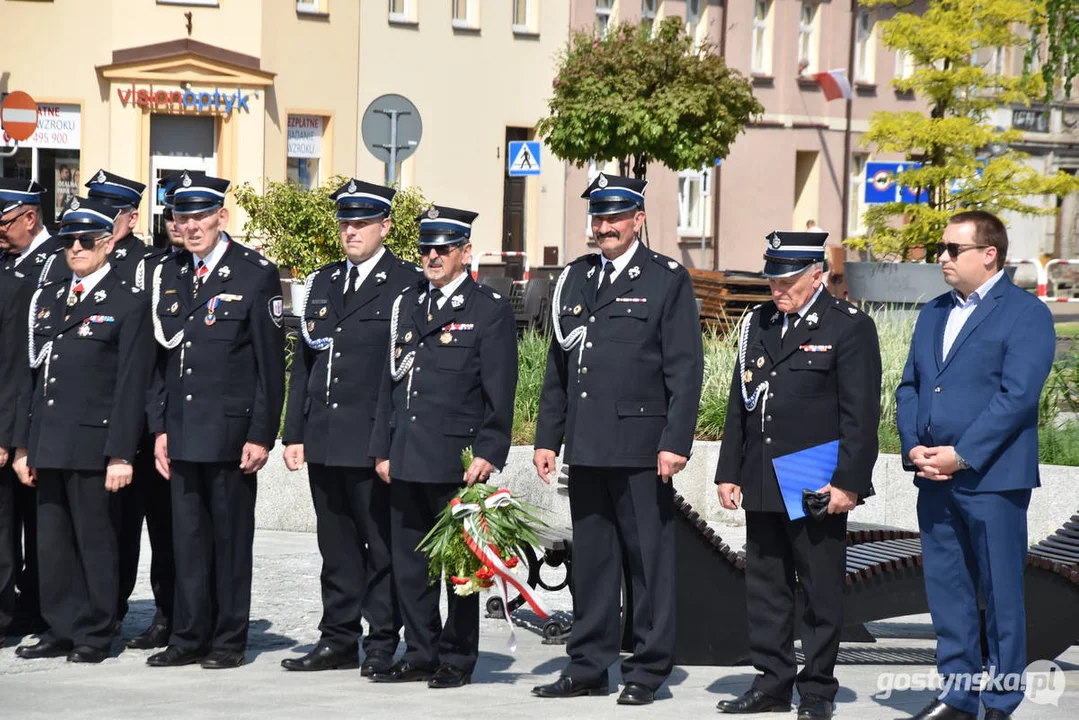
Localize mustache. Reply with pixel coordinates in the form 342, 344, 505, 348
597, 232, 619, 241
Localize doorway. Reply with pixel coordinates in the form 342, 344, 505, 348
502, 127, 528, 280
149, 114, 216, 246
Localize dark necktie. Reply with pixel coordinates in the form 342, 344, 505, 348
194, 260, 207, 298
596, 262, 615, 302
782, 313, 800, 343
427, 288, 442, 322
343, 266, 359, 308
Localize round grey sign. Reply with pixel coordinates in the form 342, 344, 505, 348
361, 94, 422, 164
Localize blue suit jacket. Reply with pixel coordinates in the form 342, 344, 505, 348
895, 273, 1055, 492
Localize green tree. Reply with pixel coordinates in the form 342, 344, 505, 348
848, 0, 1079, 261
234, 177, 424, 278
536, 16, 762, 178
1026, 0, 1079, 100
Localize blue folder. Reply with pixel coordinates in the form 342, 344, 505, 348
771, 440, 840, 521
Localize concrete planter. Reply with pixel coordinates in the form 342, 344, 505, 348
846, 261, 1017, 306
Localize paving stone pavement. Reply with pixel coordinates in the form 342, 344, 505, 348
1, 529, 1075, 719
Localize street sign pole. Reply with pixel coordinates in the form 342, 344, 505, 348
362, 94, 422, 187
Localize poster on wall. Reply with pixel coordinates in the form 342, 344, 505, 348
54, 159, 80, 216
287, 115, 323, 158
0, 103, 81, 149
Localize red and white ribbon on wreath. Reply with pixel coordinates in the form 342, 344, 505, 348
450, 488, 551, 652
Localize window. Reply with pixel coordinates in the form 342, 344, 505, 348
641, 0, 658, 34
286, 114, 327, 190
854, 10, 875, 83
452, 0, 480, 28
452, 0, 467, 23
388, 0, 413, 23
595, 0, 613, 39
848, 153, 868, 236
752, 1, 773, 75
157, 0, 219, 6
895, 49, 915, 80
798, 3, 819, 75
678, 168, 711, 236
685, 0, 702, 49
513, 0, 536, 34
296, 0, 323, 14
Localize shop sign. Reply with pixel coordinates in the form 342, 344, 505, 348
0, 103, 81, 149
1012, 108, 1049, 133
116, 84, 251, 114
287, 115, 323, 159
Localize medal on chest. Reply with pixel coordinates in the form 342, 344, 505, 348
205, 296, 220, 326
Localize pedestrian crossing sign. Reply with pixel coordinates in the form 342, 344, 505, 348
508, 141, 541, 177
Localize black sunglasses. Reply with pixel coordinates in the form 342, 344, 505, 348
934, 242, 990, 258
61, 234, 108, 250
418, 243, 463, 257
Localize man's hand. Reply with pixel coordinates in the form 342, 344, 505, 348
533, 449, 557, 485
818, 483, 858, 514
239, 442, 270, 474
917, 446, 956, 481
13, 448, 34, 487
908, 445, 930, 469
154, 433, 170, 480
283, 444, 305, 472
657, 451, 688, 484
464, 457, 495, 487
105, 458, 134, 492
0, 447, 8, 468
717, 482, 741, 511
375, 458, 391, 484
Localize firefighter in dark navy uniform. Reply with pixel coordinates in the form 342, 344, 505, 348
531, 173, 704, 706
145, 172, 286, 670
713, 231, 881, 720
0, 178, 63, 637
279, 178, 416, 675
11, 197, 154, 663
368, 205, 517, 690
39, 169, 176, 648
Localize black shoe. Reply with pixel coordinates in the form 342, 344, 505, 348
902, 699, 976, 720
200, 649, 245, 669
532, 673, 610, 698
146, 645, 207, 667
427, 663, 471, 689
281, 645, 359, 672
368, 660, 435, 683
126, 623, 171, 650
983, 710, 1011, 720
360, 650, 393, 677
67, 645, 108, 664
15, 639, 72, 659
716, 688, 791, 714
617, 682, 654, 705
797, 693, 834, 720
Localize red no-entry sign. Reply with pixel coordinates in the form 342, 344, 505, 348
1, 91, 40, 142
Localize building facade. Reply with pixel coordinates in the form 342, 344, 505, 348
0, 0, 569, 272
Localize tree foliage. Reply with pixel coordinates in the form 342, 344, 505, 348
536, 16, 763, 178
849, 0, 1079, 261
234, 177, 424, 278
1026, 0, 1079, 100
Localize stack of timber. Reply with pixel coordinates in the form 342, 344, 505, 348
688, 268, 772, 333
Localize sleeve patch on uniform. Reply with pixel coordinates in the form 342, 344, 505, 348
269, 295, 284, 328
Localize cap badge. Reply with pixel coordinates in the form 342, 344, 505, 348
770, 235, 782, 249
348, 180, 357, 193
70, 198, 80, 211
586, 266, 596, 279
440, 331, 453, 345
597, 174, 608, 188
94, 289, 107, 303
182, 172, 193, 187
96, 170, 107, 184
627, 266, 640, 280
451, 294, 464, 309
427, 207, 440, 219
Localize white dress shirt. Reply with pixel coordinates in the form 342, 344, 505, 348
344, 246, 386, 294
942, 269, 1004, 361
597, 239, 640, 288
192, 237, 230, 275
781, 283, 824, 337
429, 270, 469, 311
69, 262, 112, 299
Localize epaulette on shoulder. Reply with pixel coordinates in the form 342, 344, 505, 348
831, 297, 861, 318
37, 276, 65, 291
472, 282, 507, 303
649, 252, 683, 273
397, 258, 422, 272
238, 247, 277, 272
569, 253, 599, 266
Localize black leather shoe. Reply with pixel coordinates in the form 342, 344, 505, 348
146, 645, 207, 667
200, 649, 245, 669
281, 644, 358, 671
67, 645, 108, 664
797, 693, 834, 720
368, 660, 435, 683
360, 650, 393, 677
427, 663, 471, 689
983, 710, 1011, 720
617, 682, 654, 705
16, 639, 72, 659
126, 623, 171, 650
532, 673, 610, 698
716, 688, 791, 714
902, 699, 976, 720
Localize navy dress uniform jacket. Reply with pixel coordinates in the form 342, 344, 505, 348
0, 274, 32, 451
148, 236, 286, 462
1, 234, 65, 287
19, 271, 154, 470
369, 274, 517, 483
40, 232, 169, 291
283, 252, 421, 467
715, 290, 881, 512
535, 243, 704, 466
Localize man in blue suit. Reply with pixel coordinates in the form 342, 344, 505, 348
895, 211, 1056, 720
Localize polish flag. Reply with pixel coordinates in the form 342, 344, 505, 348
812, 69, 852, 101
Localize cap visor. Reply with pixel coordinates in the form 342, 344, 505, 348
763, 258, 815, 278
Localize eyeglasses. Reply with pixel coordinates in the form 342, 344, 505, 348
418, 243, 462, 257
934, 242, 990, 258
0, 208, 31, 229
61, 234, 108, 250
